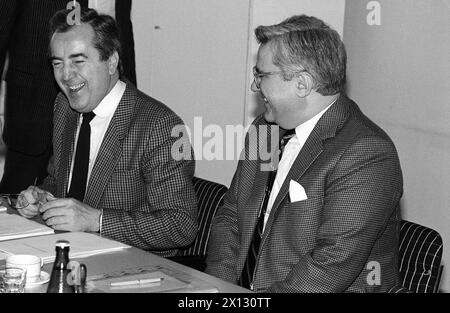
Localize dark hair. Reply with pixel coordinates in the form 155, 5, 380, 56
255, 15, 346, 95
49, 7, 123, 75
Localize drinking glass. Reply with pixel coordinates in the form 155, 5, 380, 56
0, 267, 27, 293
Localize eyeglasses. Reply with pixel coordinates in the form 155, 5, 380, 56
252, 66, 283, 89
0, 194, 30, 210
252, 66, 310, 90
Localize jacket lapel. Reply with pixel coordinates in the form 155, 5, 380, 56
264, 95, 351, 229
241, 122, 279, 247
58, 107, 78, 198
83, 84, 135, 208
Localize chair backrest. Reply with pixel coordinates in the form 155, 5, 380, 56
399, 220, 443, 293
177, 177, 228, 257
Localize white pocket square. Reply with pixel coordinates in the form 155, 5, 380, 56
289, 180, 308, 202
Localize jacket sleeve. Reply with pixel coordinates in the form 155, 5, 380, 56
204, 121, 261, 283
204, 162, 242, 283
100, 111, 199, 255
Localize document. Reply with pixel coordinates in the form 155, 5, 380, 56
0, 232, 130, 262
86, 265, 218, 293
0, 213, 54, 242
87, 270, 189, 293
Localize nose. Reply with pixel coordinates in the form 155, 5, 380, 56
62, 63, 75, 81
251, 79, 260, 92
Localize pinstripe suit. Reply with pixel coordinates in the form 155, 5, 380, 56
41, 82, 198, 257
206, 95, 403, 292
0, 0, 136, 193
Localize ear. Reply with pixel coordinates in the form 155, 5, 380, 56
295, 72, 313, 97
107, 51, 119, 75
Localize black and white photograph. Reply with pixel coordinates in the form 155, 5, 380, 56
0, 0, 448, 306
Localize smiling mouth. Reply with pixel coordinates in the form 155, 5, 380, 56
68, 82, 85, 93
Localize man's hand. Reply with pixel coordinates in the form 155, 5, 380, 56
40, 198, 101, 232
17, 185, 54, 218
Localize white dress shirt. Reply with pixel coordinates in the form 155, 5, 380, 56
67, 79, 126, 191
263, 100, 336, 231
88, 0, 116, 19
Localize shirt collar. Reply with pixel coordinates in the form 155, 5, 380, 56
294, 98, 337, 145
93, 79, 126, 118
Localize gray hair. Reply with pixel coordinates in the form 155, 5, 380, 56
255, 15, 346, 95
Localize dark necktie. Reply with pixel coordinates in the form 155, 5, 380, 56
239, 129, 296, 290
67, 112, 95, 201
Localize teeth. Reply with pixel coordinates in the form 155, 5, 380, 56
68, 83, 85, 91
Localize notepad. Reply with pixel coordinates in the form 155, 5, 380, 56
86, 266, 219, 293
0, 232, 130, 262
0, 213, 54, 242
88, 270, 189, 293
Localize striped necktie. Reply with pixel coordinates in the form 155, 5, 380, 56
239, 129, 296, 290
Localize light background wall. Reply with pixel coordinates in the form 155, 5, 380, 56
344, 0, 450, 291
132, 0, 251, 186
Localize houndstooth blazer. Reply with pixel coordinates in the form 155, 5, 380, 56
205, 94, 403, 292
0, 0, 136, 155
42, 82, 198, 257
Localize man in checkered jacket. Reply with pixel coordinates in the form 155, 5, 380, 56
17, 8, 198, 257
206, 15, 403, 292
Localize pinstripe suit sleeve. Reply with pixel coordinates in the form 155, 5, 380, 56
0, 0, 18, 73
268, 135, 402, 292
101, 110, 198, 254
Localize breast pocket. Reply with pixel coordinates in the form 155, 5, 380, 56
287, 195, 323, 213
281, 196, 323, 244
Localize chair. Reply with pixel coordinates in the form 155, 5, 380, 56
398, 220, 444, 293
169, 176, 228, 271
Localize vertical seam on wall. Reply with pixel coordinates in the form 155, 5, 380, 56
243, 0, 255, 128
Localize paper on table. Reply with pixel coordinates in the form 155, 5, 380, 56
87, 270, 189, 293
0, 213, 54, 241
86, 265, 219, 293
0, 232, 130, 262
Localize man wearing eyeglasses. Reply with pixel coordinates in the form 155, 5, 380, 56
205, 15, 403, 292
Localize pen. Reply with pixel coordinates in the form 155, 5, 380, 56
110, 277, 163, 287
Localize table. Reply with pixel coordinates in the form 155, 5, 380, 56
29, 245, 250, 293
0, 216, 249, 293
0, 205, 250, 293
